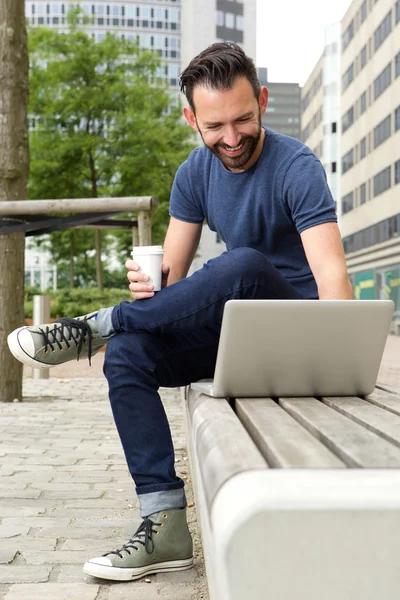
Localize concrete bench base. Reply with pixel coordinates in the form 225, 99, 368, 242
184, 384, 400, 600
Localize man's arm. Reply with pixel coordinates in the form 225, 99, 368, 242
163, 216, 203, 285
300, 222, 353, 300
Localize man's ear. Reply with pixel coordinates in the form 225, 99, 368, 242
259, 86, 269, 116
183, 106, 199, 132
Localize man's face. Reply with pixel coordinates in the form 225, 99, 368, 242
184, 76, 268, 172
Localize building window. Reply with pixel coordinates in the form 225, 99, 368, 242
342, 149, 354, 174
225, 12, 235, 28
374, 115, 391, 148
236, 15, 244, 31
342, 63, 354, 91
360, 183, 367, 205
374, 166, 391, 197
342, 106, 354, 133
374, 63, 392, 100
360, 45, 367, 70
360, 136, 367, 159
359, 91, 367, 114
342, 20, 354, 50
396, 52, 400, 78
332, 162, 337, 173
374, 10, 392, 51
217, 10, 224, 26
396, 0, 400, 24
395, 106, 400, 131
361, 0, 367, 22
342, 192, 354, 214
395, 160, 400, 185
332, 122, 337, 133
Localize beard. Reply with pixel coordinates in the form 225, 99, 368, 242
200, 116, 262, 170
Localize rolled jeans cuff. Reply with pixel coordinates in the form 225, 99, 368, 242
138, 488, 187, 518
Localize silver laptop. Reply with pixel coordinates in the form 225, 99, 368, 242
190, 299, 394, 398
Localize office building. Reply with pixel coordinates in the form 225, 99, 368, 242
339, 0, 400, 304
301, 23, 341, 208
26, 1, 257, 92
258, 69, 301, 139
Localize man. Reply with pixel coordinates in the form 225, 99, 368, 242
7, 43, 353, 582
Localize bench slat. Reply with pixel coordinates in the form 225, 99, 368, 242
279, 397, 400, 467
235, 398, 345, 468
187, 389, 267, 510
322, 396, 400, 448
366, 389, 400, 417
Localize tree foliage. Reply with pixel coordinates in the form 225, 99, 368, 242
28, 10, 195, 288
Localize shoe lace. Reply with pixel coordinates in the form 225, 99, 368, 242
40, 317, 94, 364
104, 517, 161, 558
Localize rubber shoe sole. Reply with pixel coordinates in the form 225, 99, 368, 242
7, 327, 55, 369
83, 557, 193, 581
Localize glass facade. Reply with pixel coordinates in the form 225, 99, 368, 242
26, 1, 182, 89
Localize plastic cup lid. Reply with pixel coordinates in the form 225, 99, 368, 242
132, 245, 164, 255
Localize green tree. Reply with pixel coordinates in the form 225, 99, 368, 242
28, 10, 195, 289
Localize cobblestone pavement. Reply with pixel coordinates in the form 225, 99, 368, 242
0, 378, 209, 600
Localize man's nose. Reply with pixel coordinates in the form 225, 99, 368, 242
223, 127, 241, 148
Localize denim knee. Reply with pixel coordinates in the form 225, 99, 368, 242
217, 247, 272, 280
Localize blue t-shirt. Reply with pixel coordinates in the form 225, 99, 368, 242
169, 128, 337, 299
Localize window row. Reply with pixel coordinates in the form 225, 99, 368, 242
342, 58, 399, 135
301, 106, 323, 143
343, 212, 400, 254
91, 31, 179, 53
342, 4, 399, 91
342, 106, 400, 175
29, 16, 180, 30
341, 160, 400, 217
27, 3, 180, 20
216, 11, 244, 31
374, 10, 392, 51
342, 0, 397, 53
301, 70, 323, 112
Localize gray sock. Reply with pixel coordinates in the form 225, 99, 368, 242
96, 306, 116, 339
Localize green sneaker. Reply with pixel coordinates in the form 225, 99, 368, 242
7, 313, 105, 369
83, 508, 193, 581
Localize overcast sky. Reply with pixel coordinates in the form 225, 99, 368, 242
256, 0, 353, 86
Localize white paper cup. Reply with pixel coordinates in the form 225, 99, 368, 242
131, 245, 165, 292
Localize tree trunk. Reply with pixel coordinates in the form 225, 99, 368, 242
0, 0, 29, 402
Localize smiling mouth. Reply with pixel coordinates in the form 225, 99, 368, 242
220, 142, 245, 154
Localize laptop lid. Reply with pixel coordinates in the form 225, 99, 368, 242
209, 299, 394, 398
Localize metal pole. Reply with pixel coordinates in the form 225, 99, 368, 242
32, 295, 51, 380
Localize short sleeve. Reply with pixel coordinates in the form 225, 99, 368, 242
169, 160, 204, 224
283, 153, 337, 234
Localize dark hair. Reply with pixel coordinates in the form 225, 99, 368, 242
180, 42, 261, 112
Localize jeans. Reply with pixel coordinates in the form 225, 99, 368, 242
103, 248, 303, 516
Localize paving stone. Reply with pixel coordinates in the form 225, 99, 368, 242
34, 527, 123, 539
0, 566, 51, 584
0, 550, 17, 565
2, 539, 57, 554
4, 583, 99, 599
22, 551, 93, 565
0, 491, 41, 500
3, 519, 71, 529
41, 491, 103, 500
55, 565, 94, 584
51, 475, 114, 483
30, 483, 91, 491
0, 527, 29, 540
156, 568, 199, 583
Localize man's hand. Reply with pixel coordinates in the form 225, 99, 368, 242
125, 260, 170, 300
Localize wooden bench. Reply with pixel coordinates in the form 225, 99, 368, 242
183, 383, 400, 600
